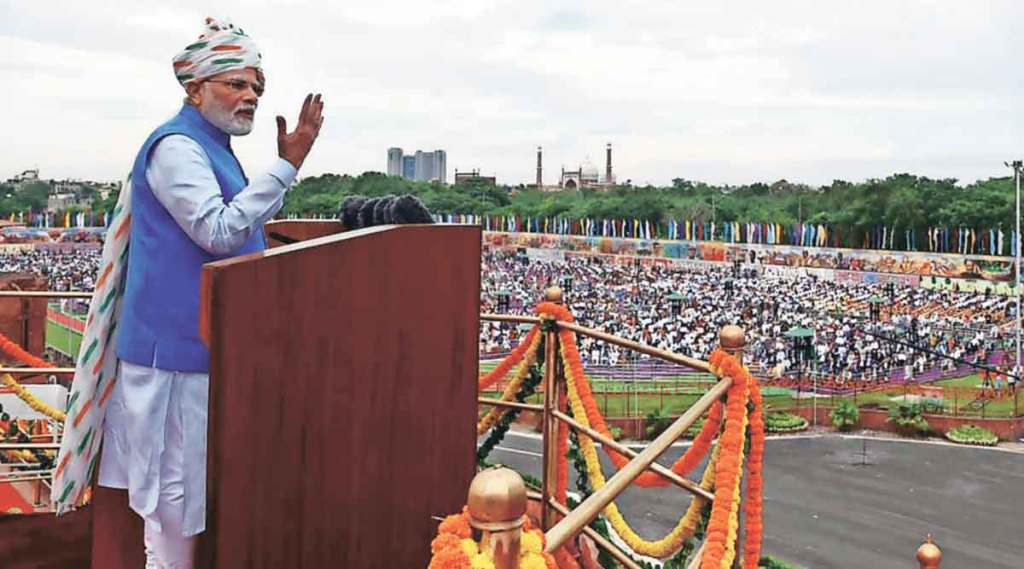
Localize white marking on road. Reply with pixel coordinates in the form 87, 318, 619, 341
502, 430, 1024, 454
493, 446, 543, 458
837, 434, 1024, 454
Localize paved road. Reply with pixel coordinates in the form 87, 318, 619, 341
488, 432, 1023, 568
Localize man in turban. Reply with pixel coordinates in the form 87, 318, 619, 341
94, 18, 324, 567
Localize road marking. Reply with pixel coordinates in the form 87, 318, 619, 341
836, 434, 1024, 454
493, 446, 543, 458
502, 430, 1024, 454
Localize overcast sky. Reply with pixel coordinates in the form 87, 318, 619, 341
2, 1, 1022, 187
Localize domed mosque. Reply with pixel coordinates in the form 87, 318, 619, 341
533, 143, 617, 192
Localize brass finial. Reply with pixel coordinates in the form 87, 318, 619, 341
916, 534, 942, 568
544, 286, 564, 304
467, 467, 527, 569
720, 325, 746, 354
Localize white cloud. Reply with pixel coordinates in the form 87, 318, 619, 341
1, 0, 1022, 186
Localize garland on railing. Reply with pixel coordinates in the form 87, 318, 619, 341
1, 374, 66, 423
477, 365, 543, 464
562, 339, 709, 558
471, 301, 764, 566
478, 331, 542, 435
479, 326, 540, 390
536, 302, 724, 489
0, 333, 66, 423
702, 350, 764, 569
0, 332, 56, 369
428, 507, 559, 569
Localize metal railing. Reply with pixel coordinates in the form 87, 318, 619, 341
0, 288, 87, 507
478, 287, 744, 568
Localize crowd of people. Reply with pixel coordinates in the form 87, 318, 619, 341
480, 249, 1018, 388
0, 245, 1017, 389
0, 249, 101, 292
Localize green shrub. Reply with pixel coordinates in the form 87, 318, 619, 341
887, 402, 930, 434
759, 555, 803, 568
645, 408, 672, 439
765, 412, 808, 433
684, 417, 706, 439
946, 424, 998, 446
609, 425, 623, 441
830, 400, 859, 431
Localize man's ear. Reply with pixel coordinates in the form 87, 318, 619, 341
185, 81, 203, 106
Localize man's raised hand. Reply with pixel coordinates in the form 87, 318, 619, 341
277, 93, 324, 170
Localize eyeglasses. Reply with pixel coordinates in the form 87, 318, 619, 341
205, 79, 264, 97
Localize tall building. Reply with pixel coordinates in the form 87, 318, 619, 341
386, 147, 447, 183
387, 148, 404, 177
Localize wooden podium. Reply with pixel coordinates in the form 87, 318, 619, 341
196, 222, 480, 568
84, 222, 480, 568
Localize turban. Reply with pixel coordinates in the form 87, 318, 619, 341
172, 17, 262, 86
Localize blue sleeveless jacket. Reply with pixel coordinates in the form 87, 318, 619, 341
116, 104, 266, 372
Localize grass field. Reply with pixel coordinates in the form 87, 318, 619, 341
46, 318, 82, 358
479, 361, 1021, 418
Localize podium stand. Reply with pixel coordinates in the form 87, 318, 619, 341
196, 223, 480, 568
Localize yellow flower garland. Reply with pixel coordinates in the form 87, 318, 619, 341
1, 373, 66, 423
563, 356, 713, 558
477, 333, 542, 435
428, 510, 558, 569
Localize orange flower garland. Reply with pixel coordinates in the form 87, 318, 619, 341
556, 396, 570, 504
528, 302, 764, 565
428, 508, 561, 569
742, 365, 765, 569
699, 349, 767, 569
562, 345, 714, 557
478, 333, 542, 435
479, 325, 540, 390
538, 303, 722, 488
0, 332, 56, 369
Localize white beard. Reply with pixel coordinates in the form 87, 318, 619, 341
201, 103, 254, 136
197, 86, 255, 136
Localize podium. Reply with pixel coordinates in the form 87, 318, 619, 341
196, 222, 480, 568
85, 222, 480, 568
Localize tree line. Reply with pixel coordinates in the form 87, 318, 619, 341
5, 172, 1017, 250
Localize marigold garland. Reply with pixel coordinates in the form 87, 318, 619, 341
2, 374, 66, 423
563, 357, 709, 558
700, 350, 765, 569
536, 303, 723, 489
0, 332, 56, 369
428, 508, 560, 569
476, 302, 765, 566
562, 327, 722, 485
718, 412, 748, 569
479, 326, 540, 390
477, 333, 542, 435
742, 363, 765, 569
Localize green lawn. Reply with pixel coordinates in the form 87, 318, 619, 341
479, 360, 1022, 419
46, 319, 82, 358
481, 378, 1021, 419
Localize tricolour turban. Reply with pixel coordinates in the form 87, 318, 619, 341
172, 17, 262, 86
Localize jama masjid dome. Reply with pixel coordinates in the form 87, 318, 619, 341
580, 160, 600, 181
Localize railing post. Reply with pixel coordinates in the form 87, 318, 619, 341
916, 534, 942, 568
686, 325, 745, 569
720, 325, 746, 361
540, 286, 563, 531
468, 467, 528, 569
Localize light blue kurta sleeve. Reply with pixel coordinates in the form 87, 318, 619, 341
145, 134, 297, 255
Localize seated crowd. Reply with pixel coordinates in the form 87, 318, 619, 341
480, 249, 1017, 389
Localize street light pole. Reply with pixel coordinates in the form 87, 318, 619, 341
1014, 161, 1022, 374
